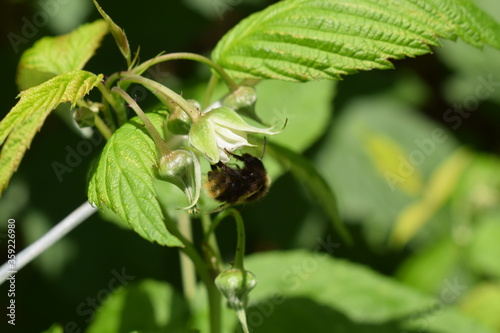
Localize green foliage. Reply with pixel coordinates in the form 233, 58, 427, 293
2, 1, 500, 333
86, 279, 190, 333
16, 20, 108, 90
212, 0, 500, 81
88, 111, 182, 247
0, 70, 103, 194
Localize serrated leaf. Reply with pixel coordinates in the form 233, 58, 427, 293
212, 0, 500, 82
88, 112, 182, 247
16, 19, 108, 90
0, 70, 103, 194
92, 0, 131, 67
267, 142, 351, 244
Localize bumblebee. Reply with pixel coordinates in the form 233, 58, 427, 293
205, 151, 270, 210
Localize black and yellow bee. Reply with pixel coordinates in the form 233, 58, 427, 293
205, 151, 270, 210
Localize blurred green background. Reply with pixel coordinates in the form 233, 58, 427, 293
1, 0, 500, 332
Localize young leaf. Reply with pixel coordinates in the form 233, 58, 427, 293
88, 112, 183, 247
16, 20, 108, 90
266, 141, 352, 245
92, 0, 132, 67
0, 70, 103, 194
212, 0, 500, 81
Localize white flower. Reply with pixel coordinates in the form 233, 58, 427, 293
189, 107, 278, 164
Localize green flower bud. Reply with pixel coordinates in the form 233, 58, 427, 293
166, 99, 199, 135
215, 268, 257, 310
157, 149, 201, 210
189, 107, 279, 164
223, 86, 261, 123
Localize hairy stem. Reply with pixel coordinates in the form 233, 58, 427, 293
112, 87, 171, 158
132, 52, 239, 92
94, 115, 113, 140
97, 82, 127, 126
119, 73, 201, 122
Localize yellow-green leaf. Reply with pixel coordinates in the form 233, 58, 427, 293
0, 70, 103, 194
16, 20, 108, 90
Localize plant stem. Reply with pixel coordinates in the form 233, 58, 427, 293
132, 52, 239, 92
112, 87, 171, 158
201, 213, 224, 273
231, 210, 246, 270
97, 82, 128, 126
208, 210, 246, 270
119, 73, 201, 122
94, 115, 113, 140
162, 212, 221, 333
203, 73, 219, 110
178, 212, 196, 302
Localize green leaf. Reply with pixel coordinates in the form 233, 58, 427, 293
212, 0, 500, 82
86, 279, 191, 333
267, 142, 351, 244
88, 111, 183, 247
0, 70, 103, 194
466, 212, 500, 278
390, 149, 472, 246
314, 95, 459, 247
16, 19, 108, 90
460, 282, 500, 331
237, 250, 494, 333
396, 237, 460, 294
255, 80, 334, 152
92, 0, 131, 67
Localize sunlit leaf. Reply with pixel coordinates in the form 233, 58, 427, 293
16, 20, 108, 90
213, 0, 500, 81
0, 70, 103, 194
88, 111, 183, 247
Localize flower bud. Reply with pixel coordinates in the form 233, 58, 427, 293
157, 149, 201, 209
215, 268, 257, 310
223, 86, 261, 123
166, 99, 199, 135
